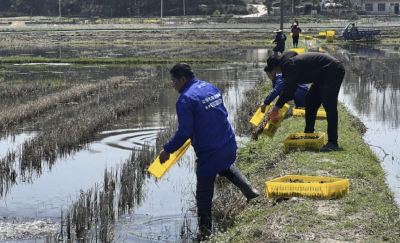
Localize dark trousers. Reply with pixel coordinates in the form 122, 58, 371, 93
304, 63, 345, 144
196, 165, 234, 210
292, 35, 299, 47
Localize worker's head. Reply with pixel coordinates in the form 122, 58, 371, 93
266, 56, 282, 73
170, 63, 195, 92
264, 65, 276, 81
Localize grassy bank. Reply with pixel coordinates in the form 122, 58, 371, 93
210, 89, 400, 242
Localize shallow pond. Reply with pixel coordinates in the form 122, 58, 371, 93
0, 60, 263, 242
337, 43, 400, 204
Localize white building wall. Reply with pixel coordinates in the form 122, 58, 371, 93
362, 1, 399, 14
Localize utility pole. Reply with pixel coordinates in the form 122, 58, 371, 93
59, 0, 61, 18
292, 0, 294, 14
161, 0, 163, 21
280, 0, 284, 30
183, 0, 186, 16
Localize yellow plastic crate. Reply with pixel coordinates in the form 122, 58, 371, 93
290, 33, 303, 37
148, 139, 191, 179
283, 132, 327, 152
326, 35, 334, 42
292, 107, 327, 118
289, 48, 305, 54
249, 103, 272, 126
263, 103, 290, 137
319, 32, 327, 37
265, 175, 350, 199
326, 30, 335, 36
304, 35, 313, 40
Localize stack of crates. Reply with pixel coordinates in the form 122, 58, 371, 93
326, 30, 335, 42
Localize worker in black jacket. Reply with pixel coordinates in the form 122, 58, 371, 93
266, 51, 346, 152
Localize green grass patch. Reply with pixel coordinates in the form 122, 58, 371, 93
209, 86, 400, 242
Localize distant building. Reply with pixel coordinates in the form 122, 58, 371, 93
362, 0, 399, 14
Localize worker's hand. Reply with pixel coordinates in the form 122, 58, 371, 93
159, 150, 170, 164
260, 103, 267, 113
269, 108, 280, 123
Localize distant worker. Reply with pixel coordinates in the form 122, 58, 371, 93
291, 19, 299, 28
350, 23, 358, 39
159, 63, 259, 240
291, 22, 302, 48
266, 51, 346, 152
272, 28, 287, 55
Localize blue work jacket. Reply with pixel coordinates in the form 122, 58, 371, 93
264, 73, 308, 107
163, 78, 237, 176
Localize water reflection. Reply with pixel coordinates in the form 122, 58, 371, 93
338, 43, 400, 205
0, 45, 270, 61
0, 62, 264, 242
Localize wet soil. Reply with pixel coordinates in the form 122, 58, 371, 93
0, 30, 273, 45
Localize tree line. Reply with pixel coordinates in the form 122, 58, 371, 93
0, 0, 248, 17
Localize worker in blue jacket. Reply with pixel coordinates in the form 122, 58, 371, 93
260, 65, 309, 113
159, 63, 259, 240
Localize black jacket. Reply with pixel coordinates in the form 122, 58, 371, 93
276, 51, 341, 108
273, 32, 286, 53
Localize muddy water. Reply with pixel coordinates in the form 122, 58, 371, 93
0, 45, 269, 61
0, 59, 265, 241
338, 44, 400, 205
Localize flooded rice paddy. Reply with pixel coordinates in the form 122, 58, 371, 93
1, 42, 400, 242
337, 43, 400, 204
0, 52, 263, 242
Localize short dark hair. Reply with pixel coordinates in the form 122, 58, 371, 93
266, 56, 280, 69
170, 63, 195, 80
264, 65, 274, 73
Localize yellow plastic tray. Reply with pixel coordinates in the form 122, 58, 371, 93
283, 132, 327, 152
304, 35, 313, 40
249, 103, 272, 126
148, 139, 191, 179
289, 48, 305, 54
266, 175, 349, 199
327, 30, 335, 36
292, 107, 327, 118
263, 103, 290, 138
319, 32, 327, 37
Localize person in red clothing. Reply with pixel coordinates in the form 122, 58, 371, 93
291, 22, 302, 48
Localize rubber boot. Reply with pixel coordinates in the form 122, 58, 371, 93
197, 208, 212, 241
223, 165, 260, 201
